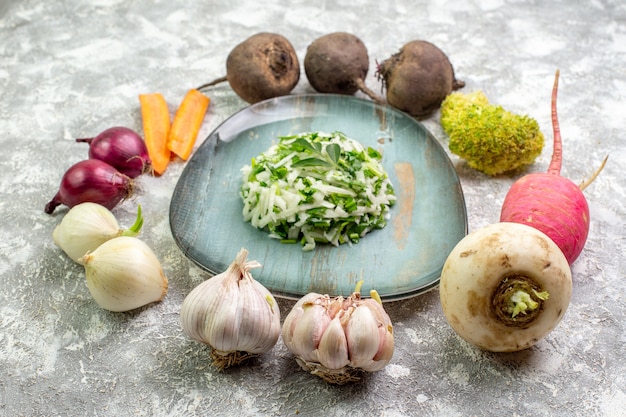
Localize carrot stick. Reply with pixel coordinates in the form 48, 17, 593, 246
139, 93, 171, 175
167, 89, 210, 161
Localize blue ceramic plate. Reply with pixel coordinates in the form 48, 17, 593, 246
169, 94, 467, 301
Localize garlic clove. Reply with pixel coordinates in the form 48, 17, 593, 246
289, 299, 331, 363
365, 298, 395, 366
209, 278, 280, 355
81, 236, 168, 312
367, 326, 395, 372
239, 279, 282, 354
344, 304, 381, 369
282, 292, 322, 348
317, 316, 350, 370
189, 270, 241, 352
281, 303, 303, 349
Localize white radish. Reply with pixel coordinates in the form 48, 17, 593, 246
439, 222, 572, 352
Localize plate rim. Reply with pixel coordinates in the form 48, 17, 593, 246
169, 93, 468, 301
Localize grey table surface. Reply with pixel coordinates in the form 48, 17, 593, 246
1, 1, 625, 416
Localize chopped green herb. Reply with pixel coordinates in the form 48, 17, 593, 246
326, 143, 341, 165
291, 157, 333, 168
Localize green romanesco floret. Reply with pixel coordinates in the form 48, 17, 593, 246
440, 91, 544, 176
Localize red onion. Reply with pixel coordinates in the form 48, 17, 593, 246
76, 127, 151, 178
45, 159, 134, 214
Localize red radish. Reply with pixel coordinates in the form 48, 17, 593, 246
45, 159, 134, 214
76, 127, 151, 178
500, 70, 607, 264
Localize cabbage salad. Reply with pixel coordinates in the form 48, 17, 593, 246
240, 131, 396, 251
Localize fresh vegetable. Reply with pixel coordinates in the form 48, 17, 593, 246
139, 93, 171, 175
197, 32, 300, 104
45, 159, 134, 215
180, 248, 280, 370
282, 281, 394, 384
440, 90, 545, 176
439, 222, 572, 352
81, 236, 168, 312
240, 131, 396, 251
500, 70, 607, 264
76, 127, 151, 178
167, 89, 210, 161
304, 32, 382, 102
53, 203, 143, 264
377, 40, 465, 117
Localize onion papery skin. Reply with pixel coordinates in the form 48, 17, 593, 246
45, 159, 134, 214
81, 236, 168, 312
77, 126, 151, 179
52, 202, 122, 263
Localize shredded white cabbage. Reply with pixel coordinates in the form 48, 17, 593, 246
240, 131, 396, 251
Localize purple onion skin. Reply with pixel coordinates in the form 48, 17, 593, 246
76, 127, 151, 178
45, 159, 134, 214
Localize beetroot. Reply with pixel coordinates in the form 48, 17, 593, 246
197, 32, 300, 104
304, 32, 382, 102
377, 40, 465, 117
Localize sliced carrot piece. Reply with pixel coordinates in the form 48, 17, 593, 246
139, 93, 171, 175
167, 89, 210, 161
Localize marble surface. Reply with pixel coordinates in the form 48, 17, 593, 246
1, 1, 625, 416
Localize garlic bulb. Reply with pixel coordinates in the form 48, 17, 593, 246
81, 236, 168, 312
53, 202, 143, 264
282, 282, 394, 384
180, 248, 280, 370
